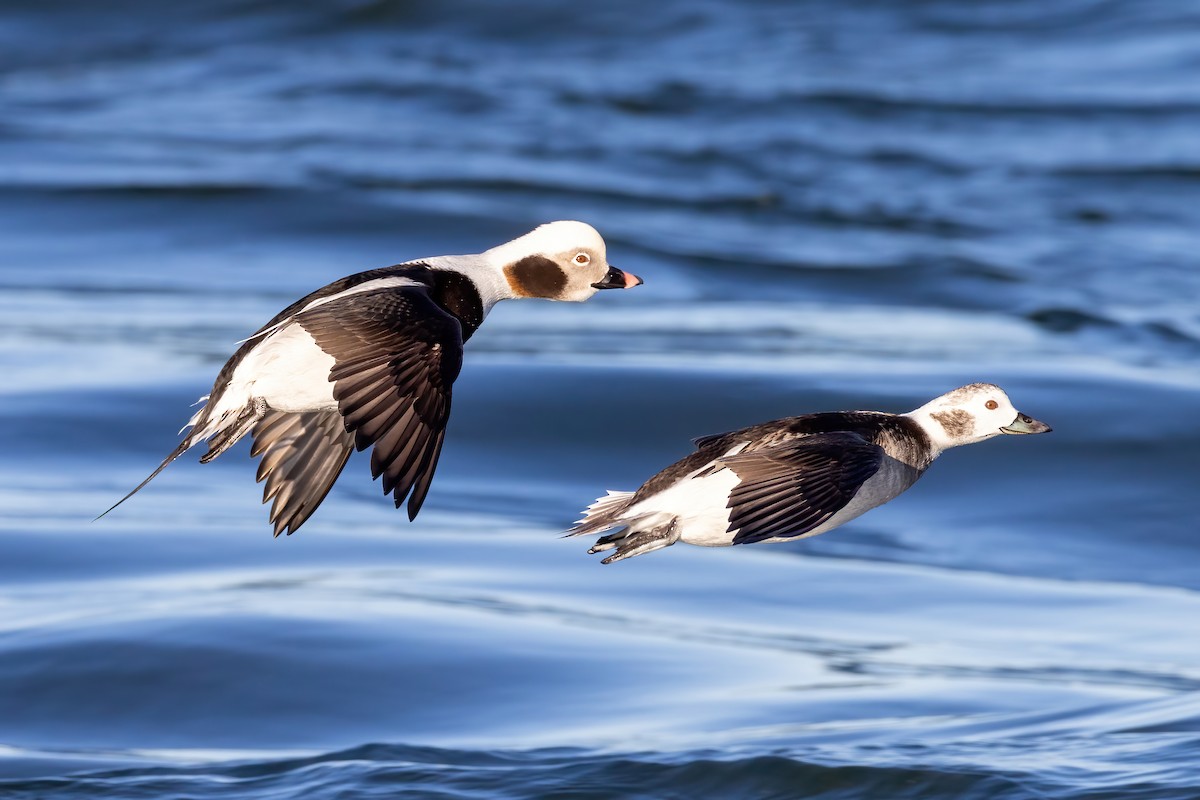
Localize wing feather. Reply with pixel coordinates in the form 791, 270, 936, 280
250, 409, 354, 536
723, 432, 884, 545
297, 286, 463, 521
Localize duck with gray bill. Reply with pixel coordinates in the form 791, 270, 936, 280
99, 221, 642, 536
568, 383, 1050, 564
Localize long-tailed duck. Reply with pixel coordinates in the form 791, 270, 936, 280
102, 220, 642, 535
569, 383, 1050, 563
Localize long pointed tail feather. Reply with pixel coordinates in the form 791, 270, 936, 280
93, 438, 193, 522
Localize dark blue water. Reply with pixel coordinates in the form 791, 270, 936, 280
2, 1, 1199, 797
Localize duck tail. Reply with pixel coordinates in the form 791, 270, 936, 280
564, 489, 636, 537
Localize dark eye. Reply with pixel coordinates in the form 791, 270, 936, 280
574, 253, 590, 265
985, 400, 998, 410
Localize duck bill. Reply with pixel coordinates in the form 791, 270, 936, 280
591, 266, 643, 290
1000, 412, 1052, 435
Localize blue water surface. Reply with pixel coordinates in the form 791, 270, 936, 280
1, 1, 1198, 797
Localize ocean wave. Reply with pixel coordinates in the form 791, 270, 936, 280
3, 738, 1197, 799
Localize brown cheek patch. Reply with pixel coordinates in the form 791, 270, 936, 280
931, 409, 974, 438
504, 256, 569, 298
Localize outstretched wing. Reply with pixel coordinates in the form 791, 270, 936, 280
722, 432, 883, 545
297, 285, 464, 521
250, 409, 354, 536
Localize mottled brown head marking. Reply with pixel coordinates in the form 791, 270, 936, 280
930, 409, 974, 438
504, 255, 569, 298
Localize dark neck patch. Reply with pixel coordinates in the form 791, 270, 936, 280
883, 415, 937, 470
504, 255, 567, 298
426, 270, 484, 341
353, 262, 484, 341
774, 412, 934, 471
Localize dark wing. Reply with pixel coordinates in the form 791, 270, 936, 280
722, 432, 883, 545
297, 286, 464, 521
251, 409, 354, 536
692, 431, 733, 450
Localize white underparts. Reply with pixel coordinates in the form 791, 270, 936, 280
228, 324, 337, 414
622, 465, 742, 547
189, 323, 337, 443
